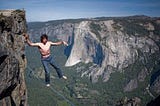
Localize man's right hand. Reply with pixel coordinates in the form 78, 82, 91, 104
23, 33, 29, 40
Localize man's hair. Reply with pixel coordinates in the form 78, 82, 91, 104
40, 34, 48, 42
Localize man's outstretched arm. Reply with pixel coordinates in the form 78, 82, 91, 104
23, 33, 39, 47
50, 41, 68, 46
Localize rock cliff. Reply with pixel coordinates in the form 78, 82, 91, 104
0, 10, 27, 106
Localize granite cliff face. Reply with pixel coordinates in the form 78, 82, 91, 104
28, 16, 160, 97
0, 10, 27, 106
62, 20, 159, 84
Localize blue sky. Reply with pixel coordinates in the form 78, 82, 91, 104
0, 0, 160, 22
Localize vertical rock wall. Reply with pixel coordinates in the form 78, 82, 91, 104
0, 10, 27, 106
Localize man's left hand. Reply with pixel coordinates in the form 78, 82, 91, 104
63, 41, 68, 46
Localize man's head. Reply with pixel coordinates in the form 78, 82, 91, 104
41, 34, 48, 44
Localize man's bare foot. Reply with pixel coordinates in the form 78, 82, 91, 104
62, 76, 67, 80
46, 84, 50, 87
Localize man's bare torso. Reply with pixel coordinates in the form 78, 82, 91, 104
38, 41, 51, 58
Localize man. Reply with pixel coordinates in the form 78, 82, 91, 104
24, 33, 68, 87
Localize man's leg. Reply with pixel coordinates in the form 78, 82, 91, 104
41, 59, 50, 84
49, 56, 63, 78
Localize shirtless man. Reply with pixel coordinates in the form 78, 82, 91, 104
24, 33, 68, 87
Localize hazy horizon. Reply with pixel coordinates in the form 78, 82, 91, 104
26, 15, 159, 23
0, 0, 160, 22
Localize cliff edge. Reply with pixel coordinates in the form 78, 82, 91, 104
0, 10, 27, 106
